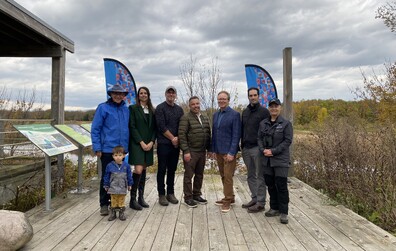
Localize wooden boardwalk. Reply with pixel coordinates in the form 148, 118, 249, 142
22, 174, 396, 251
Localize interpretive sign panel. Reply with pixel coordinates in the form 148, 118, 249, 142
81, 123, 92, 132
55, 124, 92, 147
14, 124, 78, 156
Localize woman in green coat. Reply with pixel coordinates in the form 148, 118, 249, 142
128, 86, 156, 210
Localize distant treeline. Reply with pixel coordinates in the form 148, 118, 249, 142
292, 99, 377, 127
13, 98, 377, 125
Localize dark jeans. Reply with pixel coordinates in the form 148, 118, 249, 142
183, 151, 206, 200
264, 174, 289, 214
157, 144, 180, 195
99, 153, 113, 207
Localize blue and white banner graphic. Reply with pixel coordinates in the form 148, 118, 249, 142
104, 58, 137, 106
245, 64, 278, 108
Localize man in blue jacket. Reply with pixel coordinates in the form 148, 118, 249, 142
91, 84, 130, 216
211, 91, 241, 213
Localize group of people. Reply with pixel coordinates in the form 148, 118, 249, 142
91, 84, 293, 225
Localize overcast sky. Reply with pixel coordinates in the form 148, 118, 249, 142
2, 0, 395, 110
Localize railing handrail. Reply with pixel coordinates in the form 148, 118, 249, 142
0, 141, 33, 148
0, 118, 55, 122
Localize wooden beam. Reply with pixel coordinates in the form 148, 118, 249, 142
0, 0, 74, 53
0, 45, 63, 57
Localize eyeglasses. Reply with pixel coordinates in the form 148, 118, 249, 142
111, 92, 126, 96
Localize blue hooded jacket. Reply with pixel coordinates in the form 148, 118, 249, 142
103, 160, 133, 194
91, 99, 130, 153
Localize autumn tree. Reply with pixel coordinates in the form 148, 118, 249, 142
376, 2, 396, 33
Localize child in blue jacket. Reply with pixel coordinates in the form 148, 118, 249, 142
103, 146, 133, 221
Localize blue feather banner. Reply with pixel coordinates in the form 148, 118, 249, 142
245, 64, 278, 108
104, 58, 137, 106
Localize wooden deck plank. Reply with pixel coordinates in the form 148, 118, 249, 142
109, 177, 159, 250
191, 200, 210, 251
288, 203, 346, 251
206, 174, 230, 250
30, 197, 99, 250
232, 176, 268, 251
293, 179, 394, 251
211, 174, 249, 251
151, 175, 184, 250
289, 191, 364, 251
235, 175, 287, 251
20, 173, 396, 251
24, 192, 99, 249
52, 207, 104, 250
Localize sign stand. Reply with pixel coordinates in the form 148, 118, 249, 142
44, 154, 52, 211
77, 146, 84, 193
69, 145, 90, 194
13, 124, 79, 211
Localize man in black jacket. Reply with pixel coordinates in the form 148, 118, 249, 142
241, 87, 270, 212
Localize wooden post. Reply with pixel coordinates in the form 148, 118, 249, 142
51, 49, 66, 191
0, 119, 4, 158
283, 47, 293, 176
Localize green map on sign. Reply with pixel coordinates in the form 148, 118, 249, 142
55, 124, 92, 147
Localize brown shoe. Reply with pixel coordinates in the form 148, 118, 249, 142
214, 199, 235, 206
221, 202, 231, 213
242, 199, 256, 208
247, 204, 265, 213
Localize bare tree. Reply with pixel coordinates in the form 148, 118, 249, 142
179, 55, 236, 122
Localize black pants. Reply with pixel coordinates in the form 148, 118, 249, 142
264, 175, 289, 214
99, 153, 113, 207
157, 144, 180, 195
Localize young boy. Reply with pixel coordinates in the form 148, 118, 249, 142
103, 146, 133, 221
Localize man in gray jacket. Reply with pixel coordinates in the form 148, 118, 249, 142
241, 87, 270, 212
179, 96, 211, 208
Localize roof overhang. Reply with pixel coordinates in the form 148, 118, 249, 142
0, 0, 74, 57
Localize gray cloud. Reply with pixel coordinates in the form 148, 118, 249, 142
2, 0, 394, 110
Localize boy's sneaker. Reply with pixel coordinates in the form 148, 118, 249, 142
100, 205, 109, 216
265, 209, 280, 217
193, 196, 208, 205
221, 202, 231, 213
280, 213, 289, 224
184, 199, 198, 208
214, 199, 235, 206
166, 194, 179, 204
159, 195, 169, 206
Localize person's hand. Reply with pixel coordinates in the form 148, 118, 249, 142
147, 141, 154, 151
104, 186, 109, 191
224, 154, 234, 162
264, 149, 273, 157
140, 141, 148, 151
171, 137, 179, 147
184, 153, 191, 162
96, 151, 102, 158
128, 186, 132, 191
